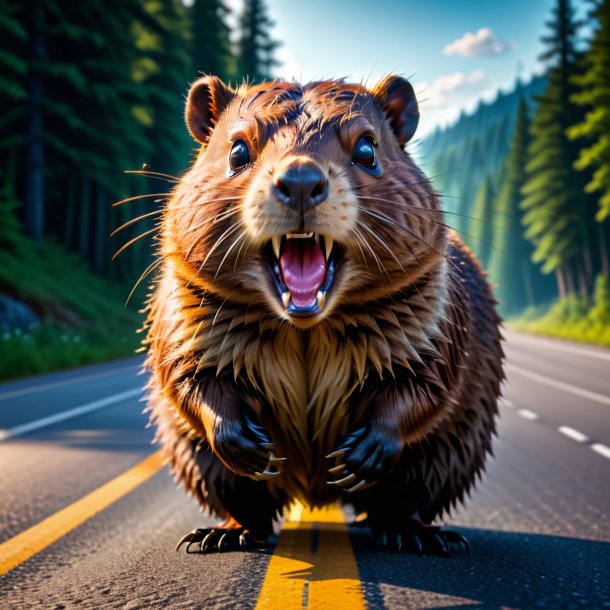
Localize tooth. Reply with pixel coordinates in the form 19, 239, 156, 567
272, 235, 281, 259
317, 290, 326, 310
324, 236, 334, 261
282, 291, 291, 308
315, 234, 320, 244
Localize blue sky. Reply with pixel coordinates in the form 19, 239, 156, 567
224, 0, 588, 137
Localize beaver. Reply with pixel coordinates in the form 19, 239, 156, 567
143, 74, 504, 556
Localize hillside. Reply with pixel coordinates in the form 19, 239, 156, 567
419, 76, 546, 237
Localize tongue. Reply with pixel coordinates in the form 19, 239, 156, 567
279, 238, 327, 308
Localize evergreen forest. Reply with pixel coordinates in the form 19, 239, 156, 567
0, 0, 609, 380
0, 0, 280, 379
421, 0, 610, 344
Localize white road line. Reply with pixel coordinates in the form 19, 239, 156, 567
506, 363, 610, 406
0, 388, 142, 441
0, 364, 141, 402
507, 331, 610, 362
591, 444, 610, 460
558, 426, 589, 443
518, 409, 538, 420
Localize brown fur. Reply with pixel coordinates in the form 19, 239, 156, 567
143, 76, 504, 529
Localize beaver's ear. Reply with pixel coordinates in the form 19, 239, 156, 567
185, 76, 235, 144
371, 76, 419, 146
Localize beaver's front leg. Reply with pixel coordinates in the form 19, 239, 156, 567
170, 372, 286, 553
326, 418, 403, 493
181, 372, 286, 481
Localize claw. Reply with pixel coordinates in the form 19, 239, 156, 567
434, 533, 451, 558
328, 463, 347, 475
443, 530, 471, 555
396, 534, 403, 552
200, 530, 215, 553
239, 532, 247, 552
268, 453, 287, 463
378, 533, 388, 548
253, 470, 282, 480
217, 532, 228, 552
331, 473, 356, 487
412, 534, 423, 557
346, 479, 367, 493
325, 450, 345, 459
175, 529, 204, 553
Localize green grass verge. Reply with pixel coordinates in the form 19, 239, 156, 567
508, 274, 610, 348
0, 229, 144, 383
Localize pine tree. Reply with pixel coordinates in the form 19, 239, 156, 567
235, 0, 280, 82
489, 99, 555, 315
567, 0, 610, 274
469, 174, 495, 269
191, 0, 234, 81
520, 0, 593, 298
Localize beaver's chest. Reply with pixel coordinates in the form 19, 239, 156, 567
249, 326, 365, 502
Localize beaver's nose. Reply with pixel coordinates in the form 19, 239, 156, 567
273, 163, 329, 212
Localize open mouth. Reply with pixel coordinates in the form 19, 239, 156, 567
263, 233, 339, 317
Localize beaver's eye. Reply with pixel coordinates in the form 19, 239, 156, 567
352, 137, 376, 169
229, 139, 250, 173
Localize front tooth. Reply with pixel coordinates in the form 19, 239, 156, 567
324, 236, 334, 261
282, 291, 291, 308
317, 290, 326, 310
272, 235, 281, 259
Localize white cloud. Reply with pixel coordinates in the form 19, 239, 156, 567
415, 70, 493, 137
420, 69, 488, 109
443, 28, 515, 58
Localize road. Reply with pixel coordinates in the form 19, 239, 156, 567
0, 330, 609, 609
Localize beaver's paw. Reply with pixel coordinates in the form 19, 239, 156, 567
212, 412, 285, 480
326, 422, 403, 492
175, 527, 268, 553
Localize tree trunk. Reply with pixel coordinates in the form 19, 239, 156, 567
93, 184, 107, 275
24, 1, 46, 239
78, 177, 91, 260
522, 259, 535, 308
63, 175, 77, 249
565, 264, 575, 296
578, 260, 588, 298
599, 224, 609, 277
556, 267, 566, 300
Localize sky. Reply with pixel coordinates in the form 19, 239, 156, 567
224, 0, 588, 137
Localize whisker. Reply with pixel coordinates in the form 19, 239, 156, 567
353, 225, 387, 277
355, 205, 457, 273
111, 209, 163, 236
125, 169, 180, 183
112, 226, 159, 260
125, 257, 163, 305
356, 219, 407, 275
113, 193, 168, 207
213, 230, 247, 280
355, 195, 510, 260
185, 219, 239, 262
182, 208, 241, 236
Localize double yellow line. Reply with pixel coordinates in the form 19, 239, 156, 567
0, 452, 366, 609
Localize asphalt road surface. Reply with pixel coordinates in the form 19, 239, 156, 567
0, 330, 609, 609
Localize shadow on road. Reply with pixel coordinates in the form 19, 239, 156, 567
350, 525, 610, 609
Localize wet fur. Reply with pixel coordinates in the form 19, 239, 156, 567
143, 77, 504, 534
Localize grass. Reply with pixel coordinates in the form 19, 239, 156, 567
0, 199, 145, 382
509, 274, 610, 348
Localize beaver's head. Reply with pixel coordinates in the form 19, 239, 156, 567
167, 75, 445, 328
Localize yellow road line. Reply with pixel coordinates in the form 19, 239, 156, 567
0, 451, 164, 576
255, 504, 366, 609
